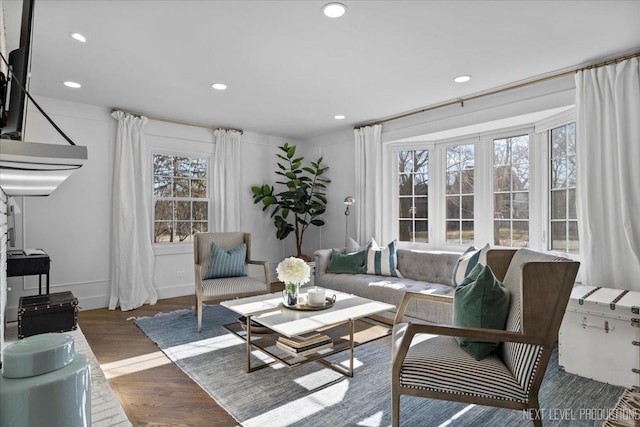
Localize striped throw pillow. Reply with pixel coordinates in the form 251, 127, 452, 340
205, 242, 247, 279
452, 243, 490, 287
364, 239, 402, 277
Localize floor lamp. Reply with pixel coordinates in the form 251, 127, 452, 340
344, 196, 355, 247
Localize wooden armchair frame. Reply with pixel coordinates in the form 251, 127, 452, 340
391, 249, 579, 427
194, 232, 270, 332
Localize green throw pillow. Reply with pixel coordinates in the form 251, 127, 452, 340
453, 263, 510, 360
326, 249, 366, 274
205, 242, 247, 279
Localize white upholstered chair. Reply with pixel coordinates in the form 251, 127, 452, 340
391, 249, 579, 427
193, 232, 270, 332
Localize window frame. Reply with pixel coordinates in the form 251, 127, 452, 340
150, 149, 211, 249
385, 107, 578, 258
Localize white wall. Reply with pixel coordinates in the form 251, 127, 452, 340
4, 97, 297, 320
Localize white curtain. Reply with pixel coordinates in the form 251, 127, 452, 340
354, 124, 383, 244
212, 129, 242, 232
575, 57, 640, 290
109, 111, 158, 310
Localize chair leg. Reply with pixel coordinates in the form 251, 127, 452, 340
391, 386, 400, 427
197, 297, 203, 333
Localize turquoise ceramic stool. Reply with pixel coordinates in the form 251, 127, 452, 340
0, 333, 91, 427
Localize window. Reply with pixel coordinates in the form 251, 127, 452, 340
446, 144, 474, 245
549, 122, 578, 253
153, 154, 208, 243
398, 150, 429, 243
493, 135, 529, 247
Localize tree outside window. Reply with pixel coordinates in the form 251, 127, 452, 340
153, 154, 208, 243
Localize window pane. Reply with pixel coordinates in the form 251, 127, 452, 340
512, 221, 529, 247
154, 176, 172, 197
567, 123, 576, 156
460, 169, 474, 194
512, 193, 529, 219
446, 171, 458, 194
399, 198, 413, 218
153, 154, 173, 176
446, 146, 459, 169
512, 162, 529, 190
398, 151, 412, 174
414, 220, 428, 243
193, 221, 208, 234
494, 221, 510, 246
175, 222, 192, 242
568, 221, 579, 254
551, 190, 566, 219
399, 220, 413, 242
191, 158, 207, 178
461, 221, 474, 245
494, 139, 508, 165
154, 222, 173, 243
176, 201, 191, 221
155, 200, 173, 221
192, 179, 207, 198
568, 188, 577, 219
414, 151, 429, 174
399, 174, 412, 195
567, 155, 576, 187
494, 166, 511, 191
551, 222, 566, 252
414, 174, 428, 195
174, 178, 190, 197
193, 201, 208, 221
175, 157, 192, 177
551, 126, 566, 158
446, 196, 459, 219
446, 221, 460, 244
551, 159, 567, 189
461, 195, 474, 219
494, 193, 510, 219
414, 197, 428, 218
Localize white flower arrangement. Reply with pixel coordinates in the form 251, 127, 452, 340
276, 256, 311, 286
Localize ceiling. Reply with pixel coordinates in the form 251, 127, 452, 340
5, 0, 640, 140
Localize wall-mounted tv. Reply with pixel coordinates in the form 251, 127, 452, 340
0, 0, 33, 140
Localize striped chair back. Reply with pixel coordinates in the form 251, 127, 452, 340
194, 232, 250, 280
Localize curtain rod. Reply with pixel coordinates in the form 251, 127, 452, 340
357, 51, 640, 129
110, 108, 243, 134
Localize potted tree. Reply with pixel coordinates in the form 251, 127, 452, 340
251, 143, 330, 261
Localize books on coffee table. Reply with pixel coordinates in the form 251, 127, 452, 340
276, 333, 333, 356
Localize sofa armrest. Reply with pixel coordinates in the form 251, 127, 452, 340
314, 249, 333, 278
393, 292, 453, 325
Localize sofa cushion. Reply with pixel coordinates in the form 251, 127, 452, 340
326, 249, 366, 274
398, 249, 459, 286
452, 243, 490, 287
205, 242, 247, 279
453, 263, 510, 360
364, 239, 401, 277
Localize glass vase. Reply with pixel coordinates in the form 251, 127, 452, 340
282, 282, 299, 307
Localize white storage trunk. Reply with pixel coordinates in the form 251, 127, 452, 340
559, 285, 640, 389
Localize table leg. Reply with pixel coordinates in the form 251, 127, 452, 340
349, 319, 354, 376
246, 315, 252, 373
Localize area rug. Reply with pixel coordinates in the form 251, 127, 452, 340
603, 389, 640, 427
135, 305, 624, 427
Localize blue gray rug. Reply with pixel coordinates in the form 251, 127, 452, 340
135, 305, 624, 427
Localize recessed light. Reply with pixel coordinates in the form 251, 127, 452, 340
211, 83, 227, 90
322, 3, 347, 18
454, 75, 471, 83
63, 81, 82, 89
334, 115, 346, 120
69, 32, 87, 43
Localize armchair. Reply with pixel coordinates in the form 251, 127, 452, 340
194, 232, 270, 332
391, 249, 579, 427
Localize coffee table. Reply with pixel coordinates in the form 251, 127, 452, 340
221, 289, 395, 377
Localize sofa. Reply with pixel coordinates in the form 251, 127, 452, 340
314, 248, 462, 324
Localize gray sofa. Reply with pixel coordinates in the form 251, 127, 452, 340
314, 248, 461, 324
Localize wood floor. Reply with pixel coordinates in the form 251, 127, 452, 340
79, 295, 239, 427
